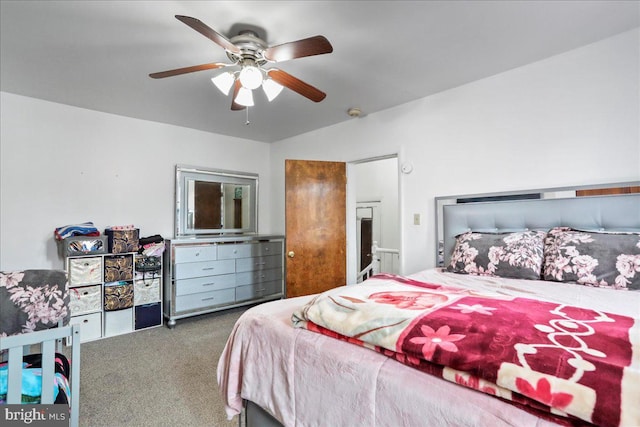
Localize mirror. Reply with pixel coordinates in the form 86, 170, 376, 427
175, 165, 258, 236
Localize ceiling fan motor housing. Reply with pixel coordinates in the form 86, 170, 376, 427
228, 31, 269, 66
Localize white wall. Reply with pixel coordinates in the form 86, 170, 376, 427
0, 93, 272, 270
269, 29, 640, 275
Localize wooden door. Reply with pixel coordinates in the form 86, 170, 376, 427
285, 160, 346, 298
576, 186, 640, 196
360, 218, 373, 272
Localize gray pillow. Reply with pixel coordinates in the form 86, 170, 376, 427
447, 230, 546, 280
543, 227, 640, 290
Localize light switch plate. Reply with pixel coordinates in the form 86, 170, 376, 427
413, 213, 420, 225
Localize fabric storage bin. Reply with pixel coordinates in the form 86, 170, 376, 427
104, 254, 133, 282
104, 281, 134, 311
69, 284, 101, 316
58, 236, 107, 257
134, 278, 160, 305
105, 228, 139, 254
104, 308, 133, 336
68, 312, 102, 343
69, 257, 102, 286
135, 302, 161, 330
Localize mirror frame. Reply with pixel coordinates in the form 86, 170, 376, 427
175, 165, 258, 236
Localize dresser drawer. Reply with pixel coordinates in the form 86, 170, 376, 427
175, 288, 235, 312
236, 254, 282, 273
174, 259, 235, 280
68, 312, 102, 343
174, 245, 217, 264
175, 274, 236, 296
235, 268, 282, 286
134, 278, 161, 305
235, 280, 283, 302
69, 257, 102, 286
69, 285, 101, 316
218, 241, 282, 260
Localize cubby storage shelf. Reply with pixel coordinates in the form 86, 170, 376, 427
65, 252, 162, 342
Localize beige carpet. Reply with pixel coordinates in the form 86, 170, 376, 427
75, 308, 246, 427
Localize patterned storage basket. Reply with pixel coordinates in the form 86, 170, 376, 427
105, 228, 139, 254
104, 282, 134, 311
104, 255, 133, 282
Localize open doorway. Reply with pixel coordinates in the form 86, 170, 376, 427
349, 155, 400, 282
356, 202, 381, 271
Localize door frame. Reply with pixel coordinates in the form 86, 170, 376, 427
356, 202, 381, 272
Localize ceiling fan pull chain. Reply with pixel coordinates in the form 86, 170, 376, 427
245, 107, 250, 125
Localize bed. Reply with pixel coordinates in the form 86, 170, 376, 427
217, 193, 640, 427
0, 270, 81, 427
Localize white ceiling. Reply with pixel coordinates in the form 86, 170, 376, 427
1, 1, 638, 143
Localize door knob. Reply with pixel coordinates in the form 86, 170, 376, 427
288, 251, 295, 258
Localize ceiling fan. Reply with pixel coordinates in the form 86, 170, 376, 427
149, 15, 333, 110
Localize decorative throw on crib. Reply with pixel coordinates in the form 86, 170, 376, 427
0, 270, 69, 336
292, 274, 639, 427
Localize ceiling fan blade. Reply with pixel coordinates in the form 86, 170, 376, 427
231, 80, 246, 111
264, 35, 333, 62
175, 15, 241, 55
149, 63, 227, 79
267, 69, 326, 102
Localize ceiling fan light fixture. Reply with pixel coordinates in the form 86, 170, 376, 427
235, 87, 255, 107
262, 78, 284, 102
211, 72, 235, 95
239, 65, 263, 90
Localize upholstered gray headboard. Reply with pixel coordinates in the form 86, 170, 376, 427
442, 194, 640, 267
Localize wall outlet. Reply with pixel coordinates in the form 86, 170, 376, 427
413, 213, 420, 225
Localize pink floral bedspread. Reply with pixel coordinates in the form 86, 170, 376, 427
292, 274, 640, 427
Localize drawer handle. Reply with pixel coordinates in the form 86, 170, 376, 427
255, 262, 266, 266
202, 267, 215, 271
83, 319, 89, 324
265, 248, 270, 251
257, 288, 266, 292
202, 283, 216, 287
201, 297, 216, 301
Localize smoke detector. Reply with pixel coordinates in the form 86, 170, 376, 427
347, 107, 362, 118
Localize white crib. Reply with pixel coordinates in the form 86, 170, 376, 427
1, 325, 81, 427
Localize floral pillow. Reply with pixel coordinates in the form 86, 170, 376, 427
447, 230, 546, 280
543, 227, 640, 290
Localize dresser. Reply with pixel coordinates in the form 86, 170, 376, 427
163, 235, 285, 327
